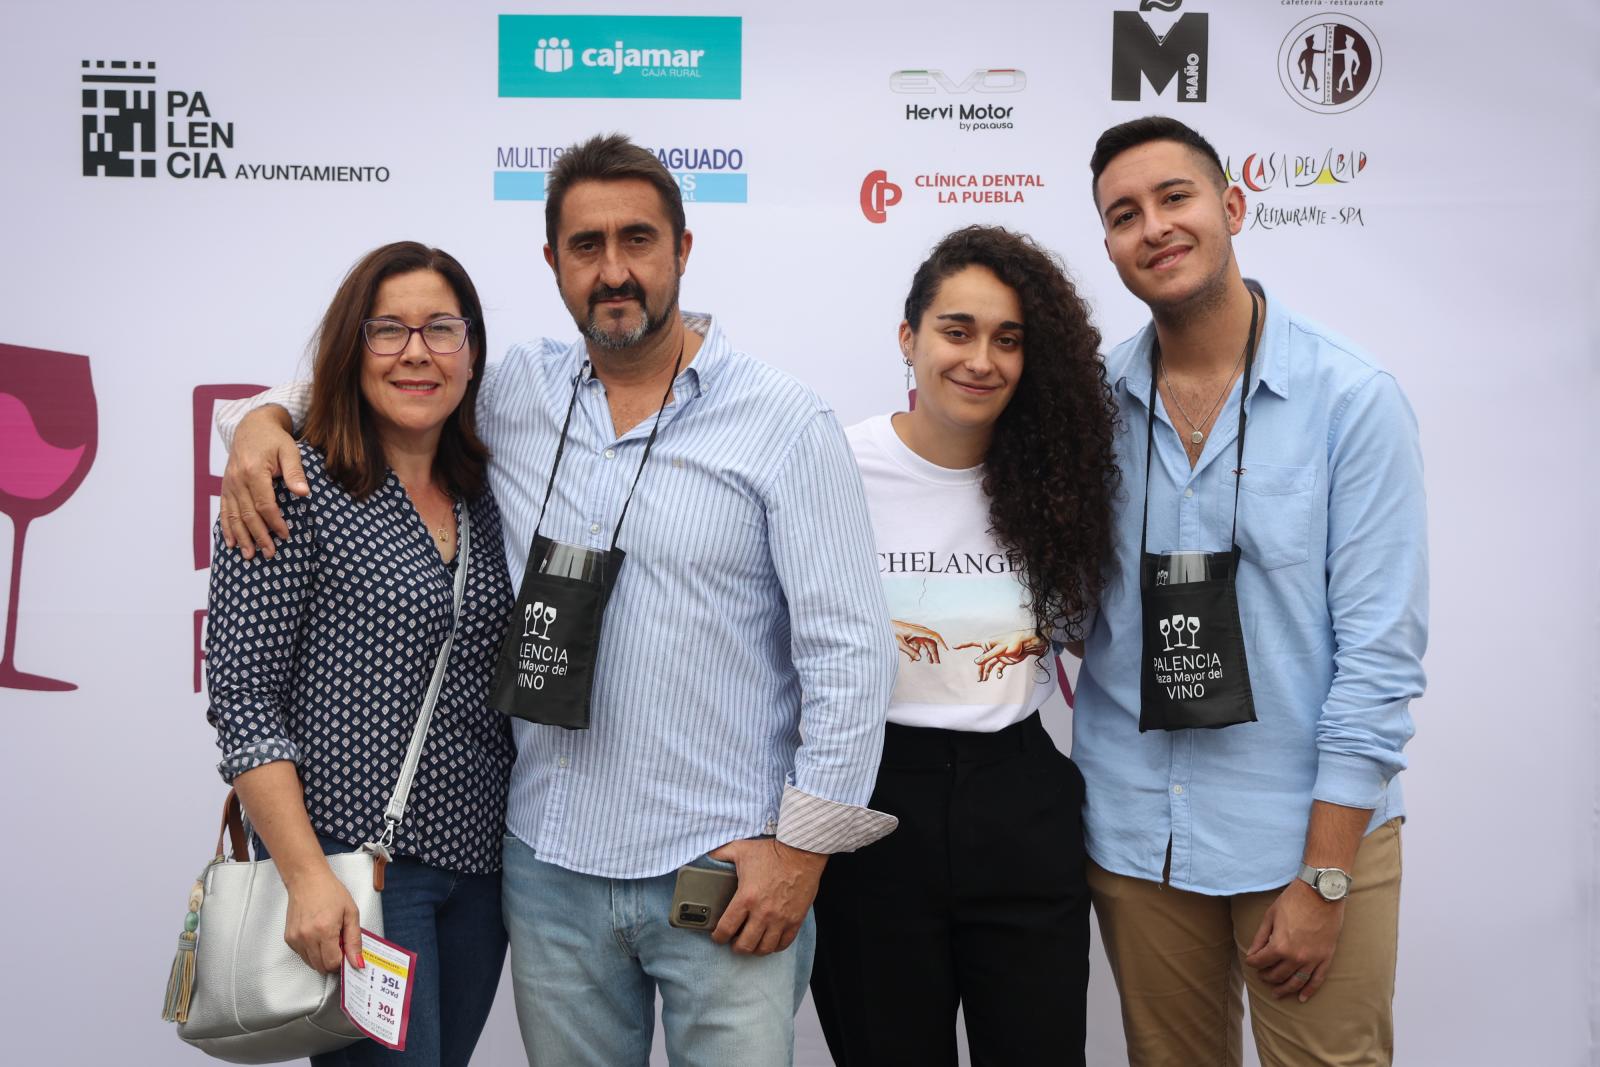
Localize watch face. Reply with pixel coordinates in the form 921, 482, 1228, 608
1318, 869, 1351, 900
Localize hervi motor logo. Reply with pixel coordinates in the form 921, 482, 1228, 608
499, 15, 741, 99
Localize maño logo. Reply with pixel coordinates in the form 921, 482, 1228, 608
1110, 0, 1208, 104
499, 15, 741, 100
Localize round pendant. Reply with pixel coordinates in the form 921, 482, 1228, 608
1190, 430, 1204, 445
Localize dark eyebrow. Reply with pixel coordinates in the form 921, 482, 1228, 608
1101, 177, 1198, 222
565, 221, 661, 249
935, 312, 1024, 331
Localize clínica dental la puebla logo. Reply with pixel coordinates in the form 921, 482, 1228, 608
498, 15, 741, 99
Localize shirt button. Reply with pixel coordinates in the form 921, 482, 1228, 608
1184, 487, 1194, 498
1172, 784, 1184, 795
589, 522, 601, 534
604, 448, 616, 459
558, 756, 569, 768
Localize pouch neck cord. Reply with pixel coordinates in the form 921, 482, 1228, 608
1140, 287, 1261, 556
535, 340, 686, 550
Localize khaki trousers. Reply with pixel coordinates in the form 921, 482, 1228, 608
1087, 818, 1402, 1067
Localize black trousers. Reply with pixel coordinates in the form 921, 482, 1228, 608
811, 712, 1090, 1067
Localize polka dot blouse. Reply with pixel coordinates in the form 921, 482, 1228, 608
205, 444, 515, 873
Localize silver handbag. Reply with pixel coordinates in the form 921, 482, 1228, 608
165, 509, 473, 1063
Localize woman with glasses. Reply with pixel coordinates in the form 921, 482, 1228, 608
205, 241, 513, 1066
809, 226, 1119, 1066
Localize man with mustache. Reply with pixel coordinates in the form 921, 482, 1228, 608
1076, 115, 1427, 1067
216, 134, 897, 1066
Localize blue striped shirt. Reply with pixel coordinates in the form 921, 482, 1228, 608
223, 314, 898, 879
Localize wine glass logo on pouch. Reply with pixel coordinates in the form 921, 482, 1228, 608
1159, 613, 1204, 652
0, 344, 98, 691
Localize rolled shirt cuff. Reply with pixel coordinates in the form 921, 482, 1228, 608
1311, 750, 1391, 811
217, 738, 301, 783
774, 784, 898, 854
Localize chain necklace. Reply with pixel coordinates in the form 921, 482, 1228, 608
1159, 293, 1258, 446
397, 475, 452, 545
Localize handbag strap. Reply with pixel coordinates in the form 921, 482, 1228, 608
374, 503, 473, 848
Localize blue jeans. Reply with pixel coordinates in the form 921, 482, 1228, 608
502, 833, 816, 1066
259, 835, 507, 1067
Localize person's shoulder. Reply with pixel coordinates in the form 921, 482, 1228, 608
497, 335, 583, 381
714, 344, 832, 419
1103, 321, 1154, 383
844, 413, 891, 458
1284, 305, 1389, 381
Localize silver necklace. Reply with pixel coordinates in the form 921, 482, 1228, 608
1160, 293, 1258, 446
1161, 349, 1243, 446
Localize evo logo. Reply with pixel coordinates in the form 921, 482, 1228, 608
499, 15, 741, 99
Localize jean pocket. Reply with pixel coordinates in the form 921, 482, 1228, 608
693, 853, 738, 872
1226, 463, 1315, 570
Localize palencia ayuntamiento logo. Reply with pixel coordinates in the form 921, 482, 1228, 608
1111, 0, 1208, 104
80, 59, 390, 182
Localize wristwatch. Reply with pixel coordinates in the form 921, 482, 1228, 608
1297, 864, 1351, 901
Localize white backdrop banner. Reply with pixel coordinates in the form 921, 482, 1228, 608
1, 1, 1595, 1064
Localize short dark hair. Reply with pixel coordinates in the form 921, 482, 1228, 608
302, 241, 490, 501
1089, 115, 1227, 205
544, 133, 685, 257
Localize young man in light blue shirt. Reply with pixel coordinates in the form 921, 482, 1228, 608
1076, 116, 1426, 1066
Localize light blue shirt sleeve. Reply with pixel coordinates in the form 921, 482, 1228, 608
1314, 371, 1428, 809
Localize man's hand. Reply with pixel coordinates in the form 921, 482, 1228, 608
1242, 879, 1345, 1002
707, 837, 827, 956
954, 629, 1048, 681
892, 619, 949, 664
219, 405, 302, 560
282, 865, 364, 975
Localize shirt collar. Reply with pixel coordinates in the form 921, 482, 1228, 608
1114, 279, 1292, 407
563, 310, 728, 401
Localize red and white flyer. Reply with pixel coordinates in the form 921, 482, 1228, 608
340, 928, 416, 1051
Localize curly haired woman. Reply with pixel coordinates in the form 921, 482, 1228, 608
810, 226, 1119, 1067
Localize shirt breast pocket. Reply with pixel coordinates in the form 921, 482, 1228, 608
1226, 463, 1316, 571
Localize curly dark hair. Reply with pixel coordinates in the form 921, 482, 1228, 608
903, 225, 1120, 641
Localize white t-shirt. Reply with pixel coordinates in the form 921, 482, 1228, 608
848, 414, 1057, 732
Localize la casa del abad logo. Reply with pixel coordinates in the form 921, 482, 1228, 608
1278, 14, 1382, 113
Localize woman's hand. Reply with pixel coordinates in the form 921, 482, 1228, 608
892, 619, 949, 663
283, 865, 364, 975
954, 630, 1048, 682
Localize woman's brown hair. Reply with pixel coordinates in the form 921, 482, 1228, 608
301, 241, 490, 501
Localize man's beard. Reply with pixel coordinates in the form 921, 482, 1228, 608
581, 280, 676, 350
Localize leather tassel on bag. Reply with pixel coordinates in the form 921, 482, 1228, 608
160, 877, 206, 1023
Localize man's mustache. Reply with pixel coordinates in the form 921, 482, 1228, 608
589, 283, 646, 307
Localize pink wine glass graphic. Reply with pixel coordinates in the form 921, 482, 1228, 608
0, 344, 97, 691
